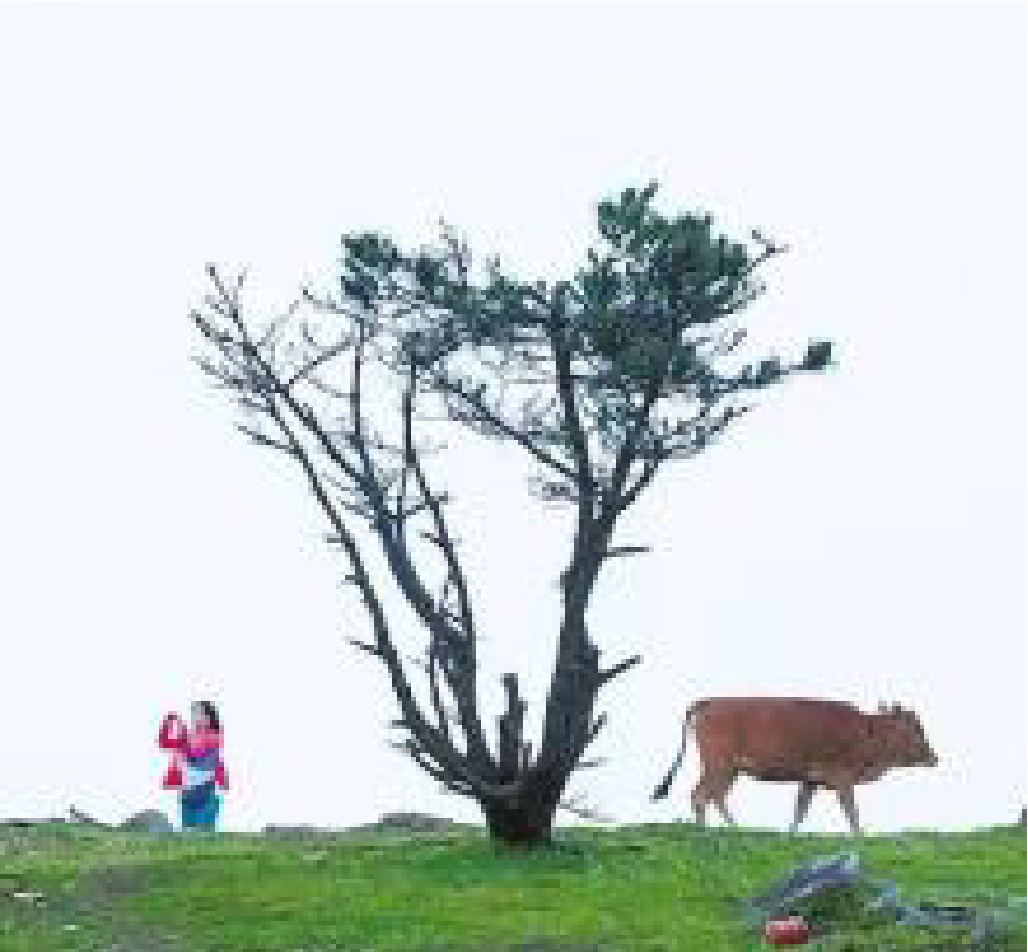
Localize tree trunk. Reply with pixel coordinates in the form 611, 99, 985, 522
476, 673, 570, 845
482, 802, 554, 845
480, 765, 566, 845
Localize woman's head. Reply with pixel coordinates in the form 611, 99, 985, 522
191, 700, 221, 733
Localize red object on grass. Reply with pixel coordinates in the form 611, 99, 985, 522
765, 916, 811, 945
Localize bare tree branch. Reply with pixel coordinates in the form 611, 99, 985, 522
390, 740, 474, 796
348, 638, 381, 658
261, 398, 474, 786
582, 712, 607, 751
557, 796, 615, 824
402, 373, 475, 641
546, 291, 594, 496
426, 640, 452, 746
235, 423, 297, 456
598, 654, 642, 686
428, 370, 578, 482
601, 545, 651, 560
285, 337, 353, 391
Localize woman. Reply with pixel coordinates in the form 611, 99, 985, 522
158, 700, 228, 831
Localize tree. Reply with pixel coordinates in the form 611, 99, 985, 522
190, 182, 833, 844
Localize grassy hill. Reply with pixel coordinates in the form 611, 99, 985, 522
1, 822, 1024, 951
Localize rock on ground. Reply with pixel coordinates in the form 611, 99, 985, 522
68, 806, 107, 827
120, 810, 174, 834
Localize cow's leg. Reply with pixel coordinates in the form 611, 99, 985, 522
714, 797, 736, 825
713, 775, 737, 825
789, 782, 817, 833
834, 785, 861, 835
693, 770, 736, 826
690, 778, 708, 826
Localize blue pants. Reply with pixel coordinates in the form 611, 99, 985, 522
180, 785, 220, 831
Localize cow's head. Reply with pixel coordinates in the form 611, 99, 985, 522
877, 703, 938, 768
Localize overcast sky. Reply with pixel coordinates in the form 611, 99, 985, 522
1, 3, 1024, 835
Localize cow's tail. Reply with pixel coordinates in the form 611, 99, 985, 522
651, 701, 707, 802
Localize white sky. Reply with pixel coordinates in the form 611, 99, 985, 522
0, 3, 1024, 835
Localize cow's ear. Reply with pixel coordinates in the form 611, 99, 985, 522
892, 704, 902, 715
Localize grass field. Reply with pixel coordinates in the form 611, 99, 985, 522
1, 822, 1024, 951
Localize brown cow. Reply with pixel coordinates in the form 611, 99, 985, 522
651, 697, 938, 833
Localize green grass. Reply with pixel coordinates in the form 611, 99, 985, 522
1, 823, 1024, 951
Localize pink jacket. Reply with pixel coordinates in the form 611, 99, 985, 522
158, 713, 228, 790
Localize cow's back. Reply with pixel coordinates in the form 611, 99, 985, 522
690, 697, 872, 783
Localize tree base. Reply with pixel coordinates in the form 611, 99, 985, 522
483, 804, 554, 846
